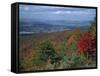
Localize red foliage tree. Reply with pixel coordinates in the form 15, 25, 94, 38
77, 32, 96, 58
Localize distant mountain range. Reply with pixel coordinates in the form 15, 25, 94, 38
19, 20, 92, 34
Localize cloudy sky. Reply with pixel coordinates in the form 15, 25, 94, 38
19, 4, 96, 25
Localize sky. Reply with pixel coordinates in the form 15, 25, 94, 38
19, 4, 96, 26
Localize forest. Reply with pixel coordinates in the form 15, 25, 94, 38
19, 18, 96, 71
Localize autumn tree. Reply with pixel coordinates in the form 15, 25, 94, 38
67, 28, 82, 49
77, 32, 96, 59
88, 17, 96, 60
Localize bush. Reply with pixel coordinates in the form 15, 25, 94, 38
77, 32, 96, 60
39, 40, 56, 63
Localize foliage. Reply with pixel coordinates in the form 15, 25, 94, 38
60, 42, 67, 58
67, 28, 82, 46
77, 32, 92, 53
77, 31, 96, 60
88, 18, 96, 51
88, 18, 96, 60
39, 40, 56, 63
89, 17, 96, 37
19, 18, 97, 70
19, 56, 34, 71
69, 42, 77, 51
58, 42, 68, 68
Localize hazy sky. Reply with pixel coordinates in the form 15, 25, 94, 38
19, 4, 96, 25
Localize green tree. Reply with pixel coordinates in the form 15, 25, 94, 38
88, 17, 96, 37
39, 40, 56, 63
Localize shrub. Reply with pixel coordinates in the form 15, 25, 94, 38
39, 40, 56, 63
77, 32, 96, 59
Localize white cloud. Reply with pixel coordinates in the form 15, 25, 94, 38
53, 10, 94, 15
54, 11, 71, 14
55, 11, 62, 14
24, 7, 30, 11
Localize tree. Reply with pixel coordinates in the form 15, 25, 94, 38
67, 28, 82, 48
88, 17, 96, 38
39, 40, 56, 63
88, 17, 96, 60
77, 32, 96, 59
